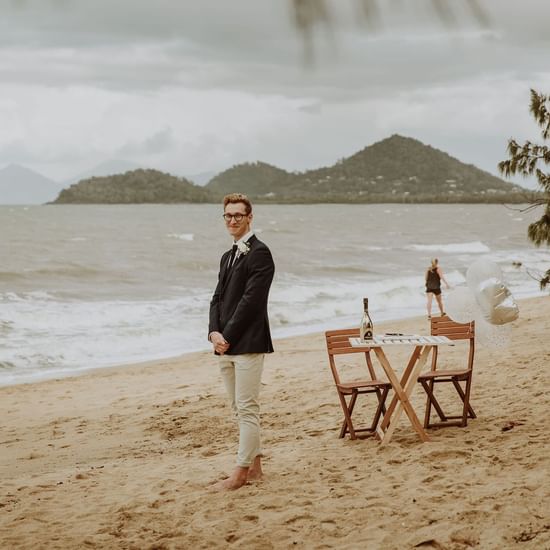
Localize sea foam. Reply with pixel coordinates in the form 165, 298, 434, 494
411, 241, 490, 253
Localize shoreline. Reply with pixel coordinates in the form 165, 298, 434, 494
2, 292, 545, 389
1, 294, 549, 548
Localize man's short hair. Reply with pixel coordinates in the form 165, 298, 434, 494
223, 193, 252, 215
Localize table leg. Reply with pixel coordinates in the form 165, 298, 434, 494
392, 346, 433, 437
375, 346, 432, 445
380, 345, 421, 431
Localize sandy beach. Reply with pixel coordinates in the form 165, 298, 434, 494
1, 296, 549, 549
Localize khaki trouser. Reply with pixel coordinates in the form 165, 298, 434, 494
219, 353, 264, 467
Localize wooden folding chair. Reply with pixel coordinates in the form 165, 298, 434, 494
418, 316, 476, 429
325, 328, 391, 440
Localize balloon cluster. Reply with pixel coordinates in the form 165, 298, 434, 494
445, 259, 519, 346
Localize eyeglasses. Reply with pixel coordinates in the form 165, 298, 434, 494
222, 213, 247, 223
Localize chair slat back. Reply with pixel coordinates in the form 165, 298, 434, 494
430, 315, 475, 371
325, 328, 376, 384
431, 316, 474, 341
326, 328, 362, 355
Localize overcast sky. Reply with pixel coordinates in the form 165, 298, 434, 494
0, 0, 549, 187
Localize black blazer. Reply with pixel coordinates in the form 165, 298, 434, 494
209, 234, 275, 355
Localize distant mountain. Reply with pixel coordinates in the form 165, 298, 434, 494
0, 164, 63, 205
206, 162, 292, 198
293, 134, 526, 202
52, 169, 212, 204
64, 159, 143, 186
50, 135, 536, 205
205, 135, 530, 203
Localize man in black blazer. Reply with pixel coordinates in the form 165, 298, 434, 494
209, 193, 275, 490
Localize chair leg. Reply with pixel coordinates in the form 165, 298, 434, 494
420, 379, 448, 427
339, 391, 358, 439
338, 392, 350, 438
374, 387, 387, 416
452, 377, 476, 427
339, 419, 347, 438
463, 375, 476, 419
370, 387, 390, 431
460, 378, 476, 418
423, 378, 434, 428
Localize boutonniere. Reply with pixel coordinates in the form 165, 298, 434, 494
237, 241, 250, 256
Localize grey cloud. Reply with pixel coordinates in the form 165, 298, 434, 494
0, 1, 287, 50
116, 127, 177, 157
1, 0, 549, 185
0, 138, 103, 166
0, 140, 39, 164
0, 0, 548, 99
298, 102, 323, 114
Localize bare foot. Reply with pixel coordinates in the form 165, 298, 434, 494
209, 466, 249, 491
247, 456, 263, 481
247, 470, 263, 481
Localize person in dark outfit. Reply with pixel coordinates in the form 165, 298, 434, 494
425, 258, 450, 319
208, 193, 275, 490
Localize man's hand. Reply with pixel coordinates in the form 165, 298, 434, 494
210, 331, 230, 355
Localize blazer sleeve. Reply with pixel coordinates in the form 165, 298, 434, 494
208, 252, 228, 337
222, 246, 275, 346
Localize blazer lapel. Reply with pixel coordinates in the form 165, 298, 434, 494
221, 249, 233, 286
223, 255, 240, 289
221, 235, 256, 290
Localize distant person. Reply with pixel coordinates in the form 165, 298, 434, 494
208, 193, 275, 490
425, 258, 450, 319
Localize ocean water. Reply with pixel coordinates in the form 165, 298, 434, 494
1, 203, 548, 385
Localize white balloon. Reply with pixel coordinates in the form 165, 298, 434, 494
466, 258, 502, 291
475, 277, 519, 325
441, 259, 519, 348
466, 258, 519, 325
445, 286, 477, 323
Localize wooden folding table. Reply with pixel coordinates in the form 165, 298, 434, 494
350, 334, 454, 445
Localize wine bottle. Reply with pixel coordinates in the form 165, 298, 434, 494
359, 297, 374, 341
